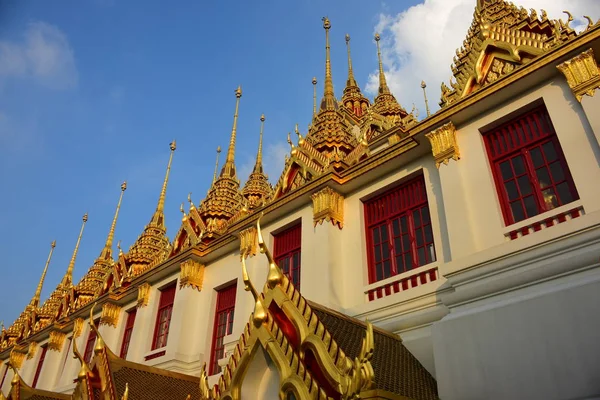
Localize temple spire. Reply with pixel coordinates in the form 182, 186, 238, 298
375, 33, 391, 95
320, 17, 337, 111
98, 182, 126, 260
221, 86, 242, 178
213, 146, 221, 184
62, 213, 88, 288
150, 141, 176, 228
345, 34, 358, 88
312, 77, 317, 116
253, 114, 265, 174
30, 241, 56, 308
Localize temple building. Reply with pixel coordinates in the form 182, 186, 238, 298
2, 0, 600, 398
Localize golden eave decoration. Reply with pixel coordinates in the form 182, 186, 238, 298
311, 187, 344, 229
26, 341, 37, 359
100, 303, 121, 328
179, 260, 205, 292
137, 282, 151, 308
9, 349, 26, 369
48, 330, 66, 352
425, 121, 460, 168
73, 318, 85, 339
238, 226, 258, 259
557, 48, 600, 102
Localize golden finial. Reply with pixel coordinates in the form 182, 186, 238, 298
221, 87, 242, 178
421, 81, 430, 117
374, 33, 390, 95
148, 141, 176, 228
212, 146, 222, 184
99, 182, 127, 260
30, 240, 57, 308
256, 214, 284, 289
345, 33, 358, 88
321, 17, 337, 111
312, 77, 317, 116
252, 114, 266, 174
117, 240, 123, 256
62, 213, 88, 288
122, 383, 129, 400
287, 132, 294, 149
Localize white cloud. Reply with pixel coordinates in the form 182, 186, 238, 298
366, 0, 600, 118
0, 22, 78, 90
264, 141, 290, 185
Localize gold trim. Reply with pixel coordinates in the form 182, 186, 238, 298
137, 283, 151, 308
179, 260, 205, 291
73, 318, 84, 339
425, 121, 460, 168
47, 331, 66, 352
100, 303, 121, 328
311, 187, 344, 229
9, 350, 26, 369
238, 226, 258, 259
26, 342, 37, 360
557, 48, 600, 102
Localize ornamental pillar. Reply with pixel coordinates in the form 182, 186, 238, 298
557, 48, 600, 146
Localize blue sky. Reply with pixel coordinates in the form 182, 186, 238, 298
0, 0, 423, 325
1, 0, 598, 326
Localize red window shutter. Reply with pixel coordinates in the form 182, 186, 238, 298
209, 284, 237, 375
273, 223, 302, 289
120, 309, 137, 359
32, 345, 48, 388
484, 106, 579, 225
152, 283, 176, 350
364, 175, 436, 283
83, 319, 100, 364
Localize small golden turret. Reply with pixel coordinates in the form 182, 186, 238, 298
98, 182, 127, 261
242, 114, 273, 209
372, 33, 407, 123
150, 141, 176, 228
212, 146, 222, 185
320, 17, 338, 111
342, 33, 370, 117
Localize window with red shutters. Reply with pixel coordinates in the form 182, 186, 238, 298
209, 284, 237, 375
273, 223, 302, 290
83, 319, 100, 364
120, 309, 137, 359
484, 106, 579, 225
31, 345, 48, 388
0, 362, 8, 390
364, 175, 436, 284
152, 283, 176, 350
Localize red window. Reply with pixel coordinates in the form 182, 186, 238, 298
484, 106, 579, 225
83, 319, 100, 364
32, 345, 48, 388
364, 175, 436, 283
152, 284, 176, 350
209, 284, 237, 375
273, 223, 302, 290
120, 309, 137, 359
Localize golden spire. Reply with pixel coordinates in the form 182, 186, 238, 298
221, 87, 242, 179
253, 114, 265, 174
421, 81, 431, 117
345, 34, 358, 88
375, 33, 391, 95
30, 241, 56, 308
149, 141, 176, 227
320, 17, 337, 111
312, 77, 317, 116
62, 213, 88, 288
212, 146, 221, 184
98, 182, 126, 260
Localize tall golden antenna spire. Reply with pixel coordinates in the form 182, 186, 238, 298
212, 146, 222, 184
320, 17, 337, 111
312, 77, 317, 116
253, 114, 266, 174
62, 213, 88, 288
221, 86, 242, 178
345, 34, 358, 88
150, 141, 176, 227
421, 81, 431, 117
30, 240, 56, 308
375, 33, 391, 95
98, 182, 126, 260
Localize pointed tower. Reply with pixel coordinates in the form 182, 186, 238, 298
371, 33, 407, 124
306, 17, 357, 159
61, 213, 89, 289
341, 34, 370, 117
242, 114, 273, 209
74, 182, 127, 308
29, 241, 56, 309
198, 87, 245, 234
126, 142, 176, 277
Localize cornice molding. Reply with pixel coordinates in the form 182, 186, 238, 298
557, 48, 600, 102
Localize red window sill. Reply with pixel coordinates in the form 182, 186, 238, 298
504, 204, 584, 240
144, 350, 166, 361
365, 264, 439, 302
